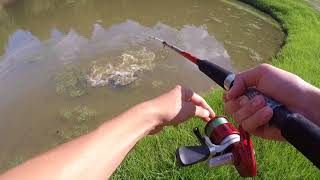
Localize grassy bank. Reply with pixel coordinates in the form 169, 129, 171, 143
112, 0, 320, 179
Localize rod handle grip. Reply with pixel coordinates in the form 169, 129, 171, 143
272, 106, 320, 168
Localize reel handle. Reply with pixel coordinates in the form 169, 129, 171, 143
176, 146, 210, 166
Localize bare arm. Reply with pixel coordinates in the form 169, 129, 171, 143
0, 86, 215, 180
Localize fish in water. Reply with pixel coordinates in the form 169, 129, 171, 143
87, 47, 156, 87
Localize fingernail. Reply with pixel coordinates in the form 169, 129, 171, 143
252, 97, 262, 107
263, 107, 272, 118
239, 96, 249, 106
204, 110, 210, 117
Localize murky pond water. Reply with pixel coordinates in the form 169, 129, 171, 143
0, 0, 284, 171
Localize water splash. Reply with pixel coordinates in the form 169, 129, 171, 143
87, 47, 156, 87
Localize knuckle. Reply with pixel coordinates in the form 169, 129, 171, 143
258, 63, 272, 72
236, 103, 256, 121
256, 95, 265, 101
244, 102, 255, 113
241, 120, 252, 132
248, 107, 258, 115
175, 85, 182, 90
238, 95, 249, 106
258, 95, 266, 105
234, 74, 243, 85
291, 73, 303, 83
224, 100, 238, 114
233, 111, 243, 122
232, 113, 242, 124
224, 106, 231, 114
250, 96, 264, 110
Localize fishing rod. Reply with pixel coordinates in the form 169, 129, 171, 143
151, 36, 320, 173
151, 36, 234, 89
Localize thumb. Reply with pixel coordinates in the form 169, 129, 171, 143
226, 67, 262, 100
226, 75, 246, 100
195, 106, 211, 121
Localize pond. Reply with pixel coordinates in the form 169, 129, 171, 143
0, 0, 284, 171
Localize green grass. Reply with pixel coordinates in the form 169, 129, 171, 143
112, 0, 320, 179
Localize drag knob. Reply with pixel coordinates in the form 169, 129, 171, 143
176, 146, 210, 166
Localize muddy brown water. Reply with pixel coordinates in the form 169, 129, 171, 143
0, 0, 284, 171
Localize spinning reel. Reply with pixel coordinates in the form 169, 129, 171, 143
176, 116, 257, 177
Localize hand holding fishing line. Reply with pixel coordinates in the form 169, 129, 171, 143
148, 85, 215, 134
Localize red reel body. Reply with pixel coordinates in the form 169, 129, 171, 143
205, 117, 257, 177
232, 126, 257, 177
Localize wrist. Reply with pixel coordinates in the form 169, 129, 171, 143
136, 101, 163, 131
300, 85, 320, 125
97, 101, 162, 139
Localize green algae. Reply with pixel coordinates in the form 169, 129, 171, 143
57, 125, 90, 141
58, 105, 96, 140
60, 105, 96, 123
152, 80, 164, 88
55, 65, 88, 97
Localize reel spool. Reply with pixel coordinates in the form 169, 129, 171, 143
176, 116, 257, 177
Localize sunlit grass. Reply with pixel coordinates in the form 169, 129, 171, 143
112, 0, 320, 179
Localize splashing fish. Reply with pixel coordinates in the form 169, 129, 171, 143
87, 47, 156, 87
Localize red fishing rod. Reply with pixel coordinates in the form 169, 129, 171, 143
152, 36, 320, 174
151, 36, 234, 90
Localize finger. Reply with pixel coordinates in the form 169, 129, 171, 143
253, 125, 284, 141
241, 106, 273, 132
226, 66, 262, 100
195, 106, 211, 121
222, 92, 227, 102
190, 93, 215, 117
234, 95, 265, 123
224, 96, 248, 115
149, 125, 164, 135
180, 86, 194, 101
226, 75, 246, 101
174, 101, 197, 124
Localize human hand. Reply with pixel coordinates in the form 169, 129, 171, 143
224, 64, 320, 140
147, 85, 215, 134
